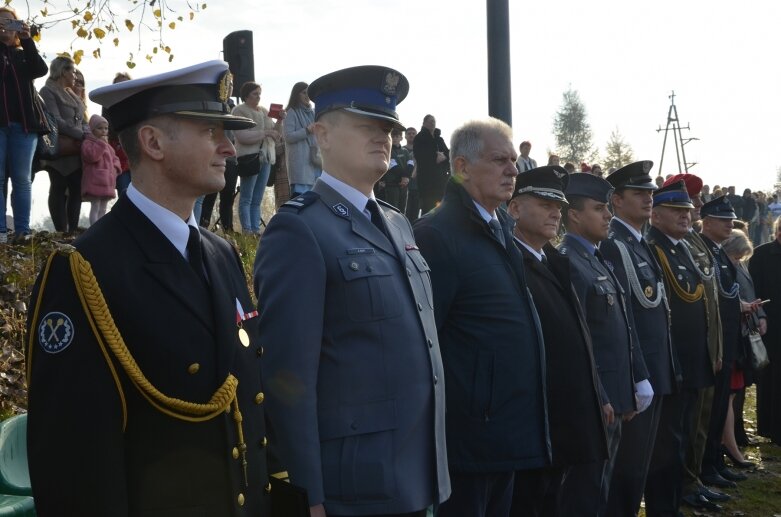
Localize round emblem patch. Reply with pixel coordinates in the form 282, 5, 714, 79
38, 312, 75, 354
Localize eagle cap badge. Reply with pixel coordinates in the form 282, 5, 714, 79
382, 72, 400, 96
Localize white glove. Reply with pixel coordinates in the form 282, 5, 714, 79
634, 379, 654, 413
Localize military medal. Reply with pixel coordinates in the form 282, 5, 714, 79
644, 286, 653, 298
238, 327, 250, 347
235, 298, 259, 348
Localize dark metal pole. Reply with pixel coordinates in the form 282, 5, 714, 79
486, 0, 512, 126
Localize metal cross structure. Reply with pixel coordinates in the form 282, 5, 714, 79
656, 91, 699, 176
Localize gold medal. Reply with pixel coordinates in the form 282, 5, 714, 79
238, 327, 250, 347
644, 286, 653, 298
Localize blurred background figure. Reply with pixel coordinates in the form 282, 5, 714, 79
40, 54, 87, 234
232, 80, 283, 235
0, 5, 48, 243
283, 81, 320, 196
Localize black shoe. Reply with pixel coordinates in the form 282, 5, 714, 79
722, 446, 756, 469
701, 472, 737, 488
699, 485, 731, 502
681, 493, 723, 512
719, 467, 748, 482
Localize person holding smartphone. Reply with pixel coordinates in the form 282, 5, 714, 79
0, 6, 48, 243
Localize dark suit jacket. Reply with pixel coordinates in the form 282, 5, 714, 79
254, 180, 449, 515
26, 195, 270, 517
518, 241, 608, 466
413, 179, 550, 473
601, 219, 678, 395
647, 226, 714, 390
559, 234, 645, 415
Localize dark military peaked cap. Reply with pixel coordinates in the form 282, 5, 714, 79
90, 60, 255, 132
607, 160, 656, 190
701, 195, 737, 219
513, 166, 569, 204
309, 65, 409, 130
653, 180, 694, 209
565, 172, 614, 203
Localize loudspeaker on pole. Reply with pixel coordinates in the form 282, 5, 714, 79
223, 30, 254, 98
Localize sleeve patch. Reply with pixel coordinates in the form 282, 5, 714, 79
38, 312, 75, 354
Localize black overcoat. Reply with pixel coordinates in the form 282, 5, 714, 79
518, 241, 608, 467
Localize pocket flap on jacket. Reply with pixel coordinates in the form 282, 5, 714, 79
338, 256, 392, 281
318, 399, 397, 440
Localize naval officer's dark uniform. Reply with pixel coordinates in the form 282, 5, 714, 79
26, 61, 271, 517
254, 66, 449, 517
27, 193, 271, 517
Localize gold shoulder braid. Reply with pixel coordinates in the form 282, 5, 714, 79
653, 245, 704, 303
28, 250, 250, 486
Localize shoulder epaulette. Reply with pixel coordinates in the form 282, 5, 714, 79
376, 198, 401, 213
279, 191, 320, 213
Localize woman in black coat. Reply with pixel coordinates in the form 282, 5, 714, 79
748, 217, 781, 445
0, 6, 48, 242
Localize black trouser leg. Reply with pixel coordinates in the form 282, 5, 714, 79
219, 160, 239, 232
47, 170, 68, 232
701, 363, 733, 476
645, 389, 698, 517
65, 169, 82, 233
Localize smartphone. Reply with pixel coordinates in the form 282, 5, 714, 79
2, 19, 25, 31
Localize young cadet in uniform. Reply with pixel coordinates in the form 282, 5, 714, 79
664, 174, 732, 509
254, 66, 449, 517
506, 167, 608, 517
698, 196, 756, 489
558, 173, 650, 517
26, 61, 271, 516
601, 161, 677, 517
645, 181, 714, 516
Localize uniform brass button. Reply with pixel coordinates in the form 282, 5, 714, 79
265, 482, 272, 493
232, 447, 239, 459
366, 265, 374, 272
260, 436, 268, 447
237, 493, 245, 506
256, 346, 264, 357
417, 302, 423, 311
187, 363, 200, 374
427, 338, 433, 348
350, 261, 359, 271
255, 392, 265, 404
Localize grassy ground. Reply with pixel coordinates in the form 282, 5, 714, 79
640, 386, 781, 516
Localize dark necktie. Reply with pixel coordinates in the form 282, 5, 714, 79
488, 218, 506, 248
540, 254, 548, 265
366, 199, 390, 239
186, 226, 208, 285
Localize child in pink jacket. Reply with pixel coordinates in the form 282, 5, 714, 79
81, 114, 121, 224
